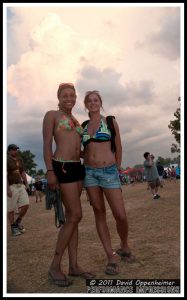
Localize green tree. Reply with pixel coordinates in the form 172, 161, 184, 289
36, 169, 45, 176
156, 156, 180, 166
18, 150, 37, 176
156, 156, 171, 166
168, 97, 180, 153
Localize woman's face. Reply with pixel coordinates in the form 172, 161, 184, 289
59, 88, 76, 110
85, 93, 102, 113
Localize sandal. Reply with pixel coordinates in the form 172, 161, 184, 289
68, 271, 96, 279
105, 263, 119, 275
48, 271, 73, 287
116, 248, 136, 262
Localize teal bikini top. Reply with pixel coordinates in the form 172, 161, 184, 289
82, 118, 111, 147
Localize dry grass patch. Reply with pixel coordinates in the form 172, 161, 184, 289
6, 180, 180, 294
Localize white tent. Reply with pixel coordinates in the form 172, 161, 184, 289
26, 173, 35, 184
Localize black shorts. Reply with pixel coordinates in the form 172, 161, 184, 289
52, 160, 86, 183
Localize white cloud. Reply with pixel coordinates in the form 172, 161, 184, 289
136, 10, 180, 60
7, 12, 122, 112
5, 6, 182, 170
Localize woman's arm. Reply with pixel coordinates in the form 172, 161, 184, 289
43, 111, 55, 169
42, 111, 57, 189
113, 118, 122, 169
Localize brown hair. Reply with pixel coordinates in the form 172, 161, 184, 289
57, 83, 76, 99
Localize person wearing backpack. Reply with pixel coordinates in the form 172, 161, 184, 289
81, 90, 135, 275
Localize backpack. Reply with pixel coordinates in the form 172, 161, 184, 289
81, 115, 116, 153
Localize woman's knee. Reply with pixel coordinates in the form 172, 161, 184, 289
93, 206, 106, 219
115, 212, 128, 225
67, 211, 82, 224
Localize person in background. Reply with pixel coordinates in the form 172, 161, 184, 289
81, 90, 134, 276
143, 152, 161, 200
167, 167, 171, 182
31, 184, 35, 196
170, 165, 176, 183
156, 161, 164, 188
175, 164, 180, 179
34, 178, 44, 202
7, 144, 30, 236
43, 83, 95, 287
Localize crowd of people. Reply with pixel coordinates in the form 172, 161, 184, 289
7, 82, 180, 288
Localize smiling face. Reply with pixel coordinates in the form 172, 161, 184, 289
84, 92, 103, 113
58, 87, 77, 111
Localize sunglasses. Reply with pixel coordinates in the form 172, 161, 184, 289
85, 90, 99, 96
59, 83, 74, 88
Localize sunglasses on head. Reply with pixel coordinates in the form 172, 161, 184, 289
85, 90, 100, 96
59, 83, 74, 88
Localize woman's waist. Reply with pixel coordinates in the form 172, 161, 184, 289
84, 148, 115, 163
85, 163, 117, 171
52, 155, 81, 163
53, 148, 81, 161
84, 156, 116, 168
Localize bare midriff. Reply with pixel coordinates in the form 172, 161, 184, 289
53, 130, 81, 161
84, 141, 116, 168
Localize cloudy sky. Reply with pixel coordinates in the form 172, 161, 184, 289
4, 3, 184, 171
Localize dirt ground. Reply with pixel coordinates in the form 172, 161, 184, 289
6, 180, 181, 295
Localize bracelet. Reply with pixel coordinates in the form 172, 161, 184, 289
47, 169, 54, 172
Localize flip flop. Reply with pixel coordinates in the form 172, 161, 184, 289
68, 271, 96, 279
105, 263, 119, 275
48, 271, 73, 287
116, 248, 136, 262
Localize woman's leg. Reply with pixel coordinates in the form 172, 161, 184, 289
86, 186, 116, 264
103, 188, 131, 254
68, 181, 82, 271
49, 182, 82, 280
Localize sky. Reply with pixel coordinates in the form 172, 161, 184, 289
4, 3, 184, 172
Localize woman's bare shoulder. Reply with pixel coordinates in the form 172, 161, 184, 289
43, 110, 58, 119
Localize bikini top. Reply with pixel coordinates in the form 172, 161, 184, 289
55, 112, 83, 135
82, 117, 112, 147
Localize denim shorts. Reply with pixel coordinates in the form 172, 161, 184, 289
84, 164, 121, 189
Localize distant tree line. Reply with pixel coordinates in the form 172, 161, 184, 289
168, 97, 180, 154
133, 154, 180, 169
18, 150, 45, 177
18, 96, 181, 176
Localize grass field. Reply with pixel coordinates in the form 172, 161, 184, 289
6, 180, 181, 295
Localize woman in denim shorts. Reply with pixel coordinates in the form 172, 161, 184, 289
82, 91, 135, 275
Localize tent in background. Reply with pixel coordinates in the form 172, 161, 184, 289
26, 173, 35, 184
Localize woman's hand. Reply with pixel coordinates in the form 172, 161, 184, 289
47, 171, 57, 190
